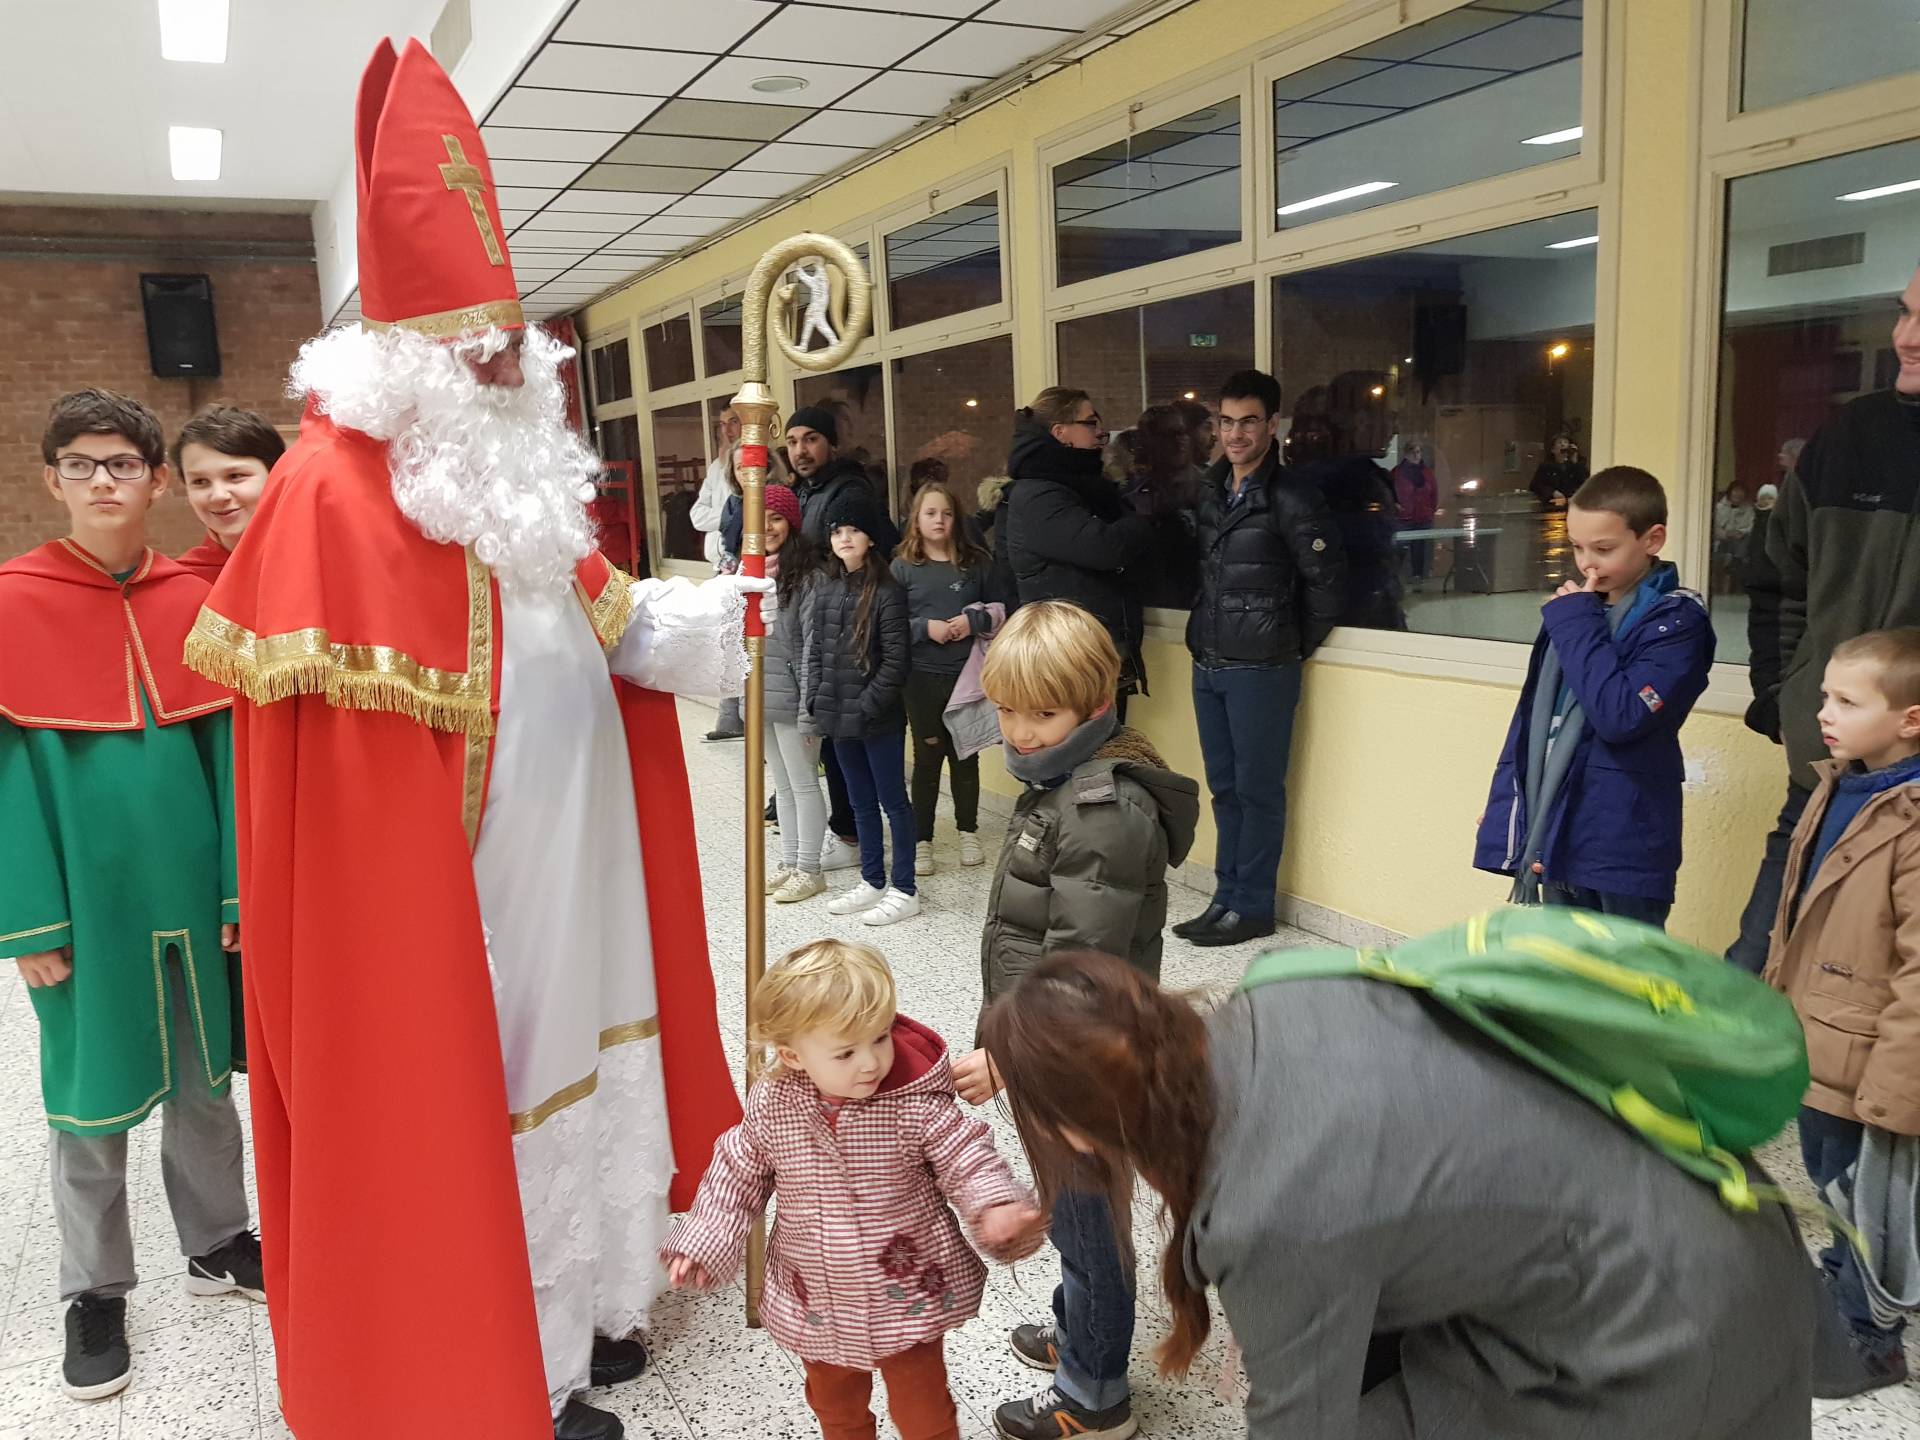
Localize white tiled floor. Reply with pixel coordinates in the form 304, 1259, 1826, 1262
0, 698, 1914, 1438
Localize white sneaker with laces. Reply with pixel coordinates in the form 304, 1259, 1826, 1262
960, 832, 986, 867
765, 864, 795, 896
915, 841, 935, 876
820, 836, 861, 871
861, 888, 922, 926
827, 881, 885, 916
773, 870, 827, 904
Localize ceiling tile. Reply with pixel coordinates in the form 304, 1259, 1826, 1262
735, 8, 954, 68
775, 109, 919, 148
899, 20, 1071, 77
604, 134, 761, 169
599, 238, 684, 254
977, 0, 1123, 26
508, 229, 626, 248
627, 214, 732, 237
556, 0, 778, 51
683, 56, 877, 108
520, 210, 640, 233
837, 69, 972, 116
487, 88, 666, 132
643, 97, 813, 141
496, 186, 563, 207
538, 188, 684, 214
574, 161, 722, 192
519, 43, 710, 96
554, 265, 651, 278
665, 193, 766, 218
481, 126, 623, 163
498, 209, 538, 226
787, 0, 978, 12
741, 140, 867, 176
698, 170, 799, 198
491, 158, 594, 187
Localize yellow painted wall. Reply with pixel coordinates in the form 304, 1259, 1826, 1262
587, 0, 1791, 952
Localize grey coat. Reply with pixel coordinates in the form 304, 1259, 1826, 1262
1191, 979, 1815, 1440
763, 571, 824, 727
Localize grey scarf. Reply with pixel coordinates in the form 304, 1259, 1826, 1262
1003, 708, 1120, 788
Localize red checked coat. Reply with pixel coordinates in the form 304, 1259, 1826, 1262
665, 1015, 1027, 1367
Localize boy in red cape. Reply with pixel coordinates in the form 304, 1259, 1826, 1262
184, 40, 750, 1440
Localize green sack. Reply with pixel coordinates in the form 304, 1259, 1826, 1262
1239, 907, 1811, 1211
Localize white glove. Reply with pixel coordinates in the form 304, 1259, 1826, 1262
712, 573, 775, 597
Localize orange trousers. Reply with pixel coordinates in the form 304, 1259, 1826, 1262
802, 1338, 960, 1440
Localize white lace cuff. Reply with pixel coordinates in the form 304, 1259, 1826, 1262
608, 576, 749, 697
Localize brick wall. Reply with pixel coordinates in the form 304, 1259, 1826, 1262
0, 205, 320, 559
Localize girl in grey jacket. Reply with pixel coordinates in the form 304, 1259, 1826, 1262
761, 484, 830, 904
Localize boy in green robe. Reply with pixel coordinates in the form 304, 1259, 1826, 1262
0, 390, 263, 1403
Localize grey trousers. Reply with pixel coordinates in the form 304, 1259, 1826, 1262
48, 948, 250, 1301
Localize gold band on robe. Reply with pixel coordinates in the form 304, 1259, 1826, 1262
507, 1015, 661, 1136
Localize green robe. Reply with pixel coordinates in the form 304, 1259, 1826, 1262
0, 690, 239, 1135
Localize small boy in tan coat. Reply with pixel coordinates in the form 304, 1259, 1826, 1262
1764, 626, 1920, 1393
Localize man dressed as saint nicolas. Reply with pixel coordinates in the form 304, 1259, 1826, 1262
187, 39, 749, 1440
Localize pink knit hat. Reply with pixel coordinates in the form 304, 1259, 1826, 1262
765, 482, 802, 532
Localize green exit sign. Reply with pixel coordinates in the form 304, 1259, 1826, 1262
1190, 333, 1218, 348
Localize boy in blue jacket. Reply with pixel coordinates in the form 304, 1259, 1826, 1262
1474, 466, 1715, 928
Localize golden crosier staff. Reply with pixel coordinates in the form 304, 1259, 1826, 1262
731, 234, 871, 1327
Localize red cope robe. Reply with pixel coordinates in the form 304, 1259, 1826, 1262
173, 534, 233, 585
186, 402, 741, 1440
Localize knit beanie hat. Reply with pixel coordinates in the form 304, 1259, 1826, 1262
787, 405, 839, 446
764, 482, 802, 532
821, 485, 890, 544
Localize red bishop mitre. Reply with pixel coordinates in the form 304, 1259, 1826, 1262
355, 37, 523, 336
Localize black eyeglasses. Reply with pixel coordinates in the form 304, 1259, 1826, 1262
1064, 414, 1103, 431
55, 454, 149, 482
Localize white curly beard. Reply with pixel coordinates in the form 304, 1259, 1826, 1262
288, 323, 598, 594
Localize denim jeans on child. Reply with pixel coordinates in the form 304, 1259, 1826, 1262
1799, 1105, 1905, 1348
1049, 1174, 1135, 1412
832, 733, 916, 895
1541, 882, 1672, 931
1191, 661, 1303, 922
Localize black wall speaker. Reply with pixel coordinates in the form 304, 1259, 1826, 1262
140, 273, 221, 378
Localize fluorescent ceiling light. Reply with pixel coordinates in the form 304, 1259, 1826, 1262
1522, 125, 1582, 146
1547, 234, 1600, 250
158, 0, 229, 63
169, 126, 222, 181
1276, 180, 1395, 216
1838, 178, 1920, 202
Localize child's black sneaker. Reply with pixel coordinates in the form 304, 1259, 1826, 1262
187, 1229, 266, 1301
62, 1293, 131, 1401
555, 1397, 624, 1439
1009, 1321, 1059, 1372
995, 1383, 1136, 1439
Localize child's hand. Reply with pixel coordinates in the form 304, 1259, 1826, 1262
663, 1253, 719, 1291
948, 614, 972, 641
1553, 570, 1601, 601
976, 1201, 1048, 1261
927, 617, 952, 644
17, 947, 73, 988
221, 923, 241, 954
953, 1048, 1004, 1106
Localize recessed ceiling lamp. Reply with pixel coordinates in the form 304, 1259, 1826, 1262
1276, 180, 1395, 216
169, 125, 222, 181
1522, 125, 1582, 145
1547, 234, 1600, 250
965, 398, 979, 408
1839, 178, 1920, 201
157, 0, 229, 63
751, 74, 810, 94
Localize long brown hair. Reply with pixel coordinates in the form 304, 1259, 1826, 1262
895, 478, 988, 571
979, 953, 1216, 1377
834, 540, 893, 674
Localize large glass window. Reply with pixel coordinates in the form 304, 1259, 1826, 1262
588, 337, 633, 406
700, 295, 743, 376
644, 313, 696, 390
651, 401, 708, 563
886, 194, 1003, 330
1056, 284, 1255, 438
1273, 2, 1582, 231
590, 413, 648, 576
1053, 98, 1242, 288
1740, 0, 1920, 112
794, 363, 890, 510
890, 336, 1015, 520
1272, 210, 1599, 641
1707, 138, 1920, 662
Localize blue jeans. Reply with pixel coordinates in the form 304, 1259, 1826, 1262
832, 734, 915, 896
1049, 1177, 1134, 1411
1798, 1106, 1903, 1347
1541, 882, 1672, 930
1192, 662, 1302, 922
1727, 782, 1813, 974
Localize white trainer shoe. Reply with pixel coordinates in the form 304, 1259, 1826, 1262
861, 888, 923, 927
765, 864, 795, 896
915, 841, 935, 876
773, 870, 827, 904
827, 881, 885, 916
959, 832, 986, 867
820, 836, 862, 871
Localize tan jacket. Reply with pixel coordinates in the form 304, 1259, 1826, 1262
1763, 758, 1920, 1132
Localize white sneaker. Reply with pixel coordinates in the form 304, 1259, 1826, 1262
773, 871, 827, 904
960, 832, 986, 867
915, 841, 935, 876
765, 864, 795, 896
820, 836, 861, 871
861, 888, 923, 926
827, 881, 885, 916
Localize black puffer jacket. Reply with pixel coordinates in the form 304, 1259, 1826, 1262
999, 415, 1154, 648
796, 458, 896, 549
806, 568, 910, 740
1187, 447, 1347, 667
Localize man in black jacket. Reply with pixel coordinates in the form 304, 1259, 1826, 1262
1176, 369, 1346, 947
1729, 263, 1920, 974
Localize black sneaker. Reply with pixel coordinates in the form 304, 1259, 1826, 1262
1189, 910, 1277, 948
555, 1397, 624, 1439
62, 1294, 131, 1401
1171, 902, 1226, 940
590, 1334, 649, 1388
187, 1229, 266, 1302
995, 1384, 1136, 1440
1009, 1321, 1059, 1372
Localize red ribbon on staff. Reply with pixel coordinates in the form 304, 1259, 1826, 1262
740, 442, 770, 638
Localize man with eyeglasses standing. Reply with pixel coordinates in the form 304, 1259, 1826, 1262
0, 389, 261, 1406
1176, 369, 1346, 948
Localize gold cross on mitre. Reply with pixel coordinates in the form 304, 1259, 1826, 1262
439, 135, 505, 267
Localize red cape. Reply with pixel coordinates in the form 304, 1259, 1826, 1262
174, 535, 232, 585
188, 404, 741, 1439
0, 541, 227, 729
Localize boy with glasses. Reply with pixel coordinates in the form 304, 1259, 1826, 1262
0, 390, 261, 1404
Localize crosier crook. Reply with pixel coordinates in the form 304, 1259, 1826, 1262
730, 235, 872, 1328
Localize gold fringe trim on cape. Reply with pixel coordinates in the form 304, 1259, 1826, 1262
577, 562, 635, 652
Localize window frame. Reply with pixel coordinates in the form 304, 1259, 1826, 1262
1706, 0, 1920, 143
874, 162, 1015, 349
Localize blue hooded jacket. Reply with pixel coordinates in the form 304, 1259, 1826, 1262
1473, 561, 1716, 902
